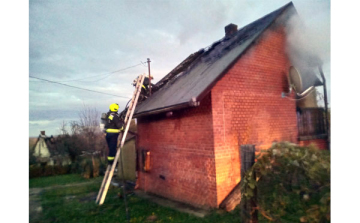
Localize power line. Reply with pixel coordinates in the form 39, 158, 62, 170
29, 76, 131, 99
29, 62, 145, 83
54, 63, 144, 82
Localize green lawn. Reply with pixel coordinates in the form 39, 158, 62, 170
29, 174, 99, 188
30, 174, 250, 223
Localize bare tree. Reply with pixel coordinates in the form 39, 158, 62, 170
56, 106, 106, 161
69, 120, 81, 135
75, 105, 106, 154
59, 120, 68, 135
78, 105, 100, 136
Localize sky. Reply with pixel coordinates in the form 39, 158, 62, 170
28, 0, 331, 137
3, 1, 360, 220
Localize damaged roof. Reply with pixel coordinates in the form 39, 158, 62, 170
134, 2, 295, 118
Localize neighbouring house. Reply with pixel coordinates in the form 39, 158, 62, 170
31, 131, 71, 166
133, 2, 329, 210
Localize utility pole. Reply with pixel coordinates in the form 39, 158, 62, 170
147, 58, 151, 96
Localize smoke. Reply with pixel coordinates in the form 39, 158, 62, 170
284, 5, 330, 92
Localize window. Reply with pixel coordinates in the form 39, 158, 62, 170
141, 149, 151, 172
297, 108, 327, 139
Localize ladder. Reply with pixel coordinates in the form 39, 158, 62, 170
96, 74, 146, 205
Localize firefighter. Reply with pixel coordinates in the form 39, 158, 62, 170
104, 103, 124, 166
133, 75, 156, 101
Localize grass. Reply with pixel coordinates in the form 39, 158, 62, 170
30, 174, 249, 223
29, 174, 98, 188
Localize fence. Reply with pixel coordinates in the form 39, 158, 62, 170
240, 144, 258, 223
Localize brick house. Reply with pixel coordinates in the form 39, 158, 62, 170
133, 2, 328, 210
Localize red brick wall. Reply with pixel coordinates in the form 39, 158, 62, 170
211, 25, 298, 206
137, 24, 303, 209
136, 94, 218, 208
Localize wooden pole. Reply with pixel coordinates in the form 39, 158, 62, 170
147, 58, 151, 96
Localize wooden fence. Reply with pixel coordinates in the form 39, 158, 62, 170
240, 144, 258, 223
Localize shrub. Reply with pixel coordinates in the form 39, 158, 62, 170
29, 151, 37, 166
29, 164, 71, 178
29, 155, 104, 179
241, 142, 330, 222
79, 156, 102, 179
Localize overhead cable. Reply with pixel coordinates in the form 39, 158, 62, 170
29, 76, 131, 99
56, 63, 144, 82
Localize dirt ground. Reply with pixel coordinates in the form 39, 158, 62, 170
29, 188, 43, 222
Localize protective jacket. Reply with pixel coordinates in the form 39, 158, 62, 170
104, 111, 124, 133
105, 110, 124, 165
143, 77, 151, 86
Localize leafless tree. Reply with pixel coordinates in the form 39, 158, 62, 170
78, 105, 100, 137
59, 120, 68, 135
75, 105, 106, 155
69, 120, 81, 135
56, 106, 107, 162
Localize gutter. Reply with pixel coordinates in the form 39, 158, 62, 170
133, 97, 200, 118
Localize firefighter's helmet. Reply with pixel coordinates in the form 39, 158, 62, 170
109, 103, 119, 112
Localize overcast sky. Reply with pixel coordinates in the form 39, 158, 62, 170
28, 0, 330, 137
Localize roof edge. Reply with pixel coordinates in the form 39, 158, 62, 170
196, 2, 295, 102
134, 102, 190, 118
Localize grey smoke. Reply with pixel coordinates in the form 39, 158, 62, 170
285, 9, 330, 92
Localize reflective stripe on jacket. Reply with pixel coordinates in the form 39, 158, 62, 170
106, 127, 123, 133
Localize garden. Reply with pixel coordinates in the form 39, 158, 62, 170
29, 142, 330, 223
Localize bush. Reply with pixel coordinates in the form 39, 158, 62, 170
29, 151, 37, 166
29, 164, 71, 178
29, 155, 105, 179
241, 142, 330, 222
79, 156, 102, 179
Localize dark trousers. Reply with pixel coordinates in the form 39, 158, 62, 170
106, 133, 119, 165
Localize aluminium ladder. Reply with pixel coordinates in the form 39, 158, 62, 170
96, 74, 146, 205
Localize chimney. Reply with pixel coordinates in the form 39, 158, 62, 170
225, 23, 238, 37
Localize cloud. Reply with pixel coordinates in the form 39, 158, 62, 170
29, 0, 330, 136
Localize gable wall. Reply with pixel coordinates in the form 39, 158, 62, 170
211, 24, 298, 207
33, 138, 51, 158
136, 94, 218, 208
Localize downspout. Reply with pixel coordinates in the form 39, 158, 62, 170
318, 66, 330, 150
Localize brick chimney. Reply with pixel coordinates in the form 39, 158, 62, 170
225, 23, 238, 37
